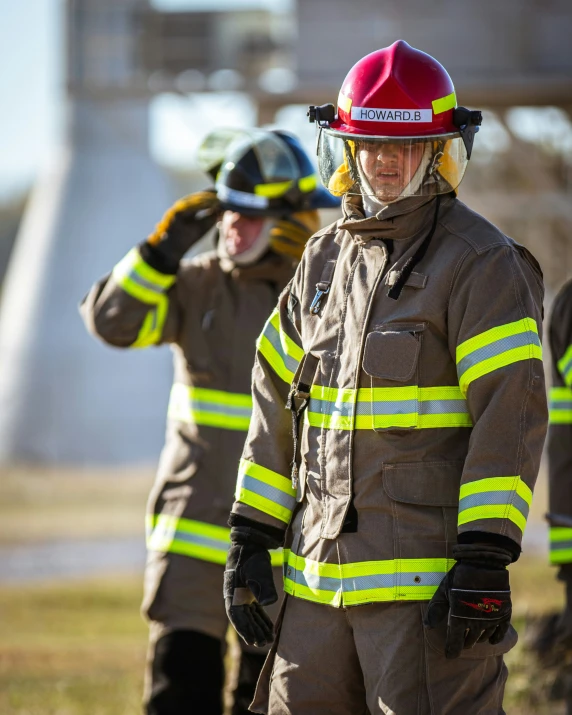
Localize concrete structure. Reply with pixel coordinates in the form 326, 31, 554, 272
0, 0, 175, 463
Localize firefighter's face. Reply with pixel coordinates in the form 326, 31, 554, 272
357, 141, 425, 201
221, 211, 266, 256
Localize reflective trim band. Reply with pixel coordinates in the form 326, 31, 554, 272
113, 247, 176, 305
257, 308, 304, 383
216, 183, 269, 209
549, 386, 572, 424
131, 302, 169, 348
306, 385, 472, 430
236, 459, 297, 524
255, 180, 293, 198
283, 550, 455, 607
432, 92, 456, 115
458, 476, 532, 533
456, 318, 542, 394
168, 383, 252, 431
557, 345, 572, 387
146, 514, 283, 566
550, 527, 572, 565
298, 174, 318, 193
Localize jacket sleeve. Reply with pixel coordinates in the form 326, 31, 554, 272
231, 265, 306, 533
79, 245, 182, 348
448, 243, 548, 549
547, 279, 572, 565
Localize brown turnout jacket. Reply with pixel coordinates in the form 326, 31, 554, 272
81, 246, 292, 566
231, 194, 548, 608
547, 278, 572, 567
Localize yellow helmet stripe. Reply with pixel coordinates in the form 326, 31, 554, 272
432, 92, 456, 115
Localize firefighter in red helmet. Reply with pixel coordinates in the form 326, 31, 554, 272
224, 41, 547, 713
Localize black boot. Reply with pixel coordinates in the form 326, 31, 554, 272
231, 649, 267, 715
146, 630, 224, 715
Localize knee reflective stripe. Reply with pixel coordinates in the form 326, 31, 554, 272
112, 248, 176, 347
558, 345, 572, 388
282, 550, 454, 607
168, 383, 253, 431
549, 527, 572, 565
146, 514, 283, 567
458, 476, 532, 534
257, 308, 304, 384
456, 317, 542, 395
235, 459, 297, 524
306, 385, 472, 430
549, 387, 572, 424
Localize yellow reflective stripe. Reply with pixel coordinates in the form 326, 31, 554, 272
557, 344, 572, 387
298, 174, 318, 193
112, 248, 176, 305
146, 514, 283, 566
306, 385, 472, 430
167, 383, 252, 431
456, 318, 541, 394
338, 92, 353, 114
432, 92, 456, 115
549, 386, 572, 424
459, 476, 533, 505
283, 550, 454, 607
549, 527, 572, 565
254, 180, 293, 198
131, 299, 169, 348
236, 459, 296, 524
456, 318, 539, 361
257, 308, 304, 383
458, 476, 532, 534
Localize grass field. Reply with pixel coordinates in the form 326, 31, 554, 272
0, 465, 567, 713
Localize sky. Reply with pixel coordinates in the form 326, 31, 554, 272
0, 0, 294, 201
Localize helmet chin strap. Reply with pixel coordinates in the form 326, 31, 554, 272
217, 219, 273, 267
357, 143, 433, 216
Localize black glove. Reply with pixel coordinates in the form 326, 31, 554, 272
142, 190, 220, 273
424, 543, 513, 659
224, 525, 281, 648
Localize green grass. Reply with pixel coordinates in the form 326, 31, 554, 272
0, 555, 568, 714
0, 577, 147, 714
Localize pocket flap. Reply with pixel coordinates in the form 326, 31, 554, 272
383, 461, 463, 507
363, 328, 422, 381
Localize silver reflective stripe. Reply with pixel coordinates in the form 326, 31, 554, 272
190, 400, 252, 418
160, 529, 229, 553
459, 491, 530, 519
552, 540, 572, 551
239, 474, 297, 512
263, 320, 301, 375
285, 565, 446, 592
418, 399, 468, 414
457, 331, 541, 377
124, 268, 166, 295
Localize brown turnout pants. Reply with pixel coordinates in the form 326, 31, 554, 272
252, 595, 517, 715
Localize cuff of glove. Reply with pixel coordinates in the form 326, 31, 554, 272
139, 240, 181, 275
228, 515, 284, 551
457, 530, 521, 563
449, 587, 512, 620
452, 542, 513, 569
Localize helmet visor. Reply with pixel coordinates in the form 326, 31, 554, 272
318, 129, 468, 201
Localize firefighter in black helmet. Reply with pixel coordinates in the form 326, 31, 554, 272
80, 128, 339, 715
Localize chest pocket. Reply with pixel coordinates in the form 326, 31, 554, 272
362, 323, 425, 431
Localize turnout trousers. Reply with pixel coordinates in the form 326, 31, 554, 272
252, 595, 518, 715
142, 553, 282, 714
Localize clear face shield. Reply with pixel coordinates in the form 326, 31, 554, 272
317, 129, 469, 202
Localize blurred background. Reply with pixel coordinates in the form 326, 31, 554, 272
0, 0, 571, 712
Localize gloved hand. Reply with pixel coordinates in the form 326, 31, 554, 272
144, 190, 220, 269
269, 210, 320, 262
424, 543, 513, 659
224, 525, 280, 648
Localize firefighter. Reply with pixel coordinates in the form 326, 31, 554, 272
80, 128, 340, 715
224, 41, 548, 714
546, 278, 572, 643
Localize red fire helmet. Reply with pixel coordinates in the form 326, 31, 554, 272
309, 41, 482, 201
